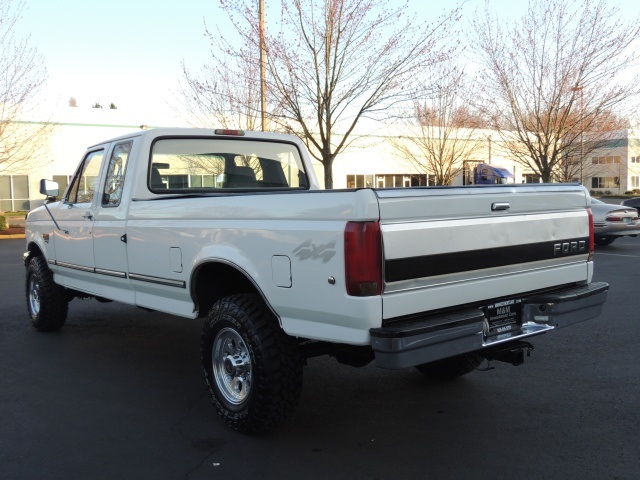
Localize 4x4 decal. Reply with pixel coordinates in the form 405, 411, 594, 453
293, 240, 336, 263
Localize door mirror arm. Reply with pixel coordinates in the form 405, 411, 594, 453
39, 179, 68, 234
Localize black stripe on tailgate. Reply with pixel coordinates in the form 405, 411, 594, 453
385, 237, 589, 282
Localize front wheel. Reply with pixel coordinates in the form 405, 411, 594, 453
25, 256, 68, 331
201, 294, 302, 433
415, 353, 483, 380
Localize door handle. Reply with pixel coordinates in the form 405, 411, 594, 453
491, 202, 510, 211
82, 212, 93, 220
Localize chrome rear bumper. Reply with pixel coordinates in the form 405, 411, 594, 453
370, 282, 609, 369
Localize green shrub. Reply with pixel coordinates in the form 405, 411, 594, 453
0, 215, 7, 231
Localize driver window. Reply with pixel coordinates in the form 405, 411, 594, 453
102, 142, 132, 206
65, 150, 105, 204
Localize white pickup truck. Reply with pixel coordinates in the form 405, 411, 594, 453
24, 128, 608, 432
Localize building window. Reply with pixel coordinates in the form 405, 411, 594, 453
631, 156, 640, 163
591, 177, 620, 189
189, 174, 216, 188
346, 174, 374, 188
0, 175, 30, 211
592, 156, 621, 165
631, 176, 640, 188
347, 174, 433, 188
523, 173, 541, 183
53, 175, 73, 198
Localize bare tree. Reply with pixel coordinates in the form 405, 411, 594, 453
192, 0, 461, 189
178, 18, 265, 131
554, 110, 629, 183
0, 0, 50, 174
469, 0, 640, 183
390, 67, 486, 185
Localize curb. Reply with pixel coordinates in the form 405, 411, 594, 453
0, 234, 25, 239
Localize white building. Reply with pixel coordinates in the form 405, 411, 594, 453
2, 109, 639, 211
586, 130, 640, 195
0, 107, 187, 211
328, 130, 536, 189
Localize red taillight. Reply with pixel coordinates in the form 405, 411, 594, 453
588, 208, 595, 261
605, 215, 623, 222
344, 221, 382, 296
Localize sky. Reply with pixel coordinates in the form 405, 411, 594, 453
13, 0, 640, 126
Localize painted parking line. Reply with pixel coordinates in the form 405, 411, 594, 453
596, 252, 640, 258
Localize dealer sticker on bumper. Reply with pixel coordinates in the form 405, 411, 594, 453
485, 298, 522, 337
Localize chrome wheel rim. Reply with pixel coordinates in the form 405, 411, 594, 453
212, 327, 252, 406
28, 275, 41, 316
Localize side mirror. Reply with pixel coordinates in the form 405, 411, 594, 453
39, 179, 59, 200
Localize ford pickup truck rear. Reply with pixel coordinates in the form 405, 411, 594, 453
368, 185, 607, 368
338, 183, 608, 367
23, 128, 608, 434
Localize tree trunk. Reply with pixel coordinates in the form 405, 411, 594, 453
323, 162, 333, 190
540, 167, 553, 183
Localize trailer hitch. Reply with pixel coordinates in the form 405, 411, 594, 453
478, 341, 534, 370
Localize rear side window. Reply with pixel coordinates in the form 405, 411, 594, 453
149, 138, 308, 193
102, 141, 132, 207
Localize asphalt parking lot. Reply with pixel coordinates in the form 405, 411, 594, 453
1, 237, 639, 480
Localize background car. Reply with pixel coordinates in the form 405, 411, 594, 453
591, 198, 640, 245
620, 196, 640, 211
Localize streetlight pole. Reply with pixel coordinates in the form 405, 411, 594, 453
259, 0, 267, 132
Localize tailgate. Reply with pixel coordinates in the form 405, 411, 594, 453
377, 184, 592, 319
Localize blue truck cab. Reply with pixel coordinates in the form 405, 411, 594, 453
474, 163, 514, 184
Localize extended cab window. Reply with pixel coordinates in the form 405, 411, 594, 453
149, 138, 308, 193
65, 150, 105, 204
102, 141, 132, 206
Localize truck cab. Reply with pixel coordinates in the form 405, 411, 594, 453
474, 163, 515, 184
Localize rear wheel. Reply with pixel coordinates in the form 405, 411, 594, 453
415, 353, 483, 380
201, 294, 302, 433
25, 256, 68, 332
594, 236, 615, 246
